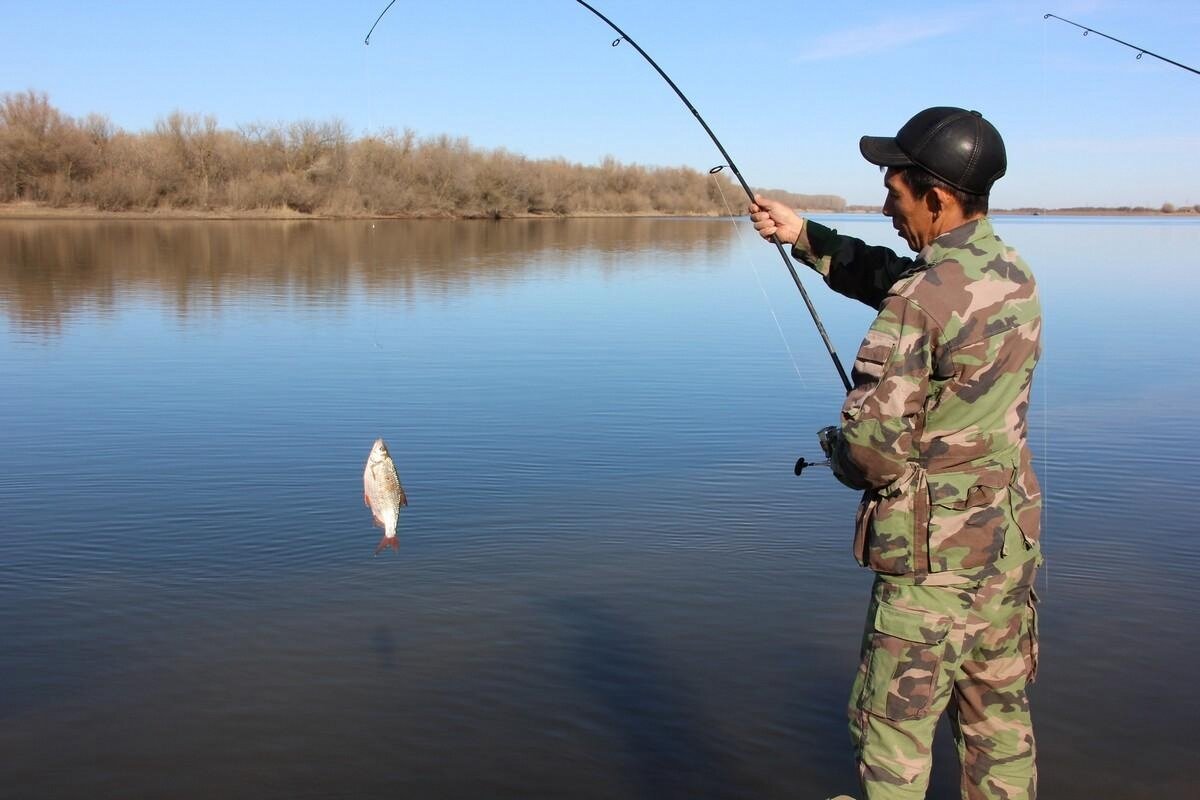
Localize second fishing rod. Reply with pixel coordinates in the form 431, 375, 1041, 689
572, 1, 853, 394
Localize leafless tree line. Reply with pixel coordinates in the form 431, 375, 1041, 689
0, 91, 847, 217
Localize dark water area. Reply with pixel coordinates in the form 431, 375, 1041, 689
2, 215, 1197, 799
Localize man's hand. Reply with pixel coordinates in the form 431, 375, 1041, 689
748, 194, 804, 246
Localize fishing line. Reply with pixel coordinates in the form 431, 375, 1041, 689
363, 31, 373, 136
1044, 13, 1199, 76
710, 172, 807, 387
1038, 19, 1051, 597
371, 292, 385, 350
363, 4, 394, 352
362, 0, 853, 393
1040, 332, 1050, 597
572, 0, 851, 392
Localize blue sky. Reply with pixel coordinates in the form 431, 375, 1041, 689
3, 0, 1198, 207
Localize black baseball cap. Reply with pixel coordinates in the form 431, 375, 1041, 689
859, 107, 1006, 196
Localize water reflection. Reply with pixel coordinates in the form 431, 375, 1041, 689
0, 218, 735, 334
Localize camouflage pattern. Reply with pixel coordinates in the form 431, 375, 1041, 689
792, 217, 1044, 798
849, 559, 1039, 799
792, 217, 1042, 583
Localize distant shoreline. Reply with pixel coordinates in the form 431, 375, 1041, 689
0, 202, 724, 221
991, 208, 1198, 217
844, 205, 1198, 218
2, 201, 1194, 221
5, 93, 1195, 223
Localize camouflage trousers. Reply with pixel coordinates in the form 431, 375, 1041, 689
849, 559, 1039, 800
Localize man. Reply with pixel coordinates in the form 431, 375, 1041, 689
749, 107, 1042, 800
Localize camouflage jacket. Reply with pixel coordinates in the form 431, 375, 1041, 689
792, 217, 1042, 584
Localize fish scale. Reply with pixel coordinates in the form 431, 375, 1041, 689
363, 438, 407, 555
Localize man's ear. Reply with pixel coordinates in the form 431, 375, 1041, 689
926, 185, 954, 217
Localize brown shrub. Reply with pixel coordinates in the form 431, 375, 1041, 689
1, 93, 846, 217
0, 89, 108, 201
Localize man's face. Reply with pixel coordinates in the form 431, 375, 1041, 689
882, 168, 935, 252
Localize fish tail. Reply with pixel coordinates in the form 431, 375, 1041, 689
373, 534, 398, 556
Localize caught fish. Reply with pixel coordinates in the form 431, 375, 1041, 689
363, 438, 408, 555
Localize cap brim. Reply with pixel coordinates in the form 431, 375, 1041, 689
859, 135, 913, 167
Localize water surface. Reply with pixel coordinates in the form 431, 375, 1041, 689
2, 215, 1197, 798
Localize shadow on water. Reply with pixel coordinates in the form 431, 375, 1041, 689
370, 624, 398, 672
547, 595, 755, 800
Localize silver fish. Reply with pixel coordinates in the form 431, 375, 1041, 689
363, 438, 408, 555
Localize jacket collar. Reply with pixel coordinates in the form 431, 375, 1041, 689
918, 217, 992, 266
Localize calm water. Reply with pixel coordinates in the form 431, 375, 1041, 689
2, 215, 1197, 799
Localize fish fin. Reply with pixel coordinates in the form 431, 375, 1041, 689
371, 513, 384, 529
363, 491, 372, 508
398, 486, 408, 507
374, 534, 399, 556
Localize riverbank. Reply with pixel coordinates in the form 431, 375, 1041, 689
994, 208, 1199, 216
845, 204, 1198, 217
0, 92, 850, 220
3, 201, 1195, 220
0, 201, 810, 221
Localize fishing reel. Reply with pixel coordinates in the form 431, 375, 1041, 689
794, 425, 839, 477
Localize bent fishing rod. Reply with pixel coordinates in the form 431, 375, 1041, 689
365, 1, 853, 394
1044, 13, 1200, 77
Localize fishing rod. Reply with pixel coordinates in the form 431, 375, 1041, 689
573, 1, 851, 393
363, 0, 397, 45
1044, 13, 1200, 77
363, 1, 853, 394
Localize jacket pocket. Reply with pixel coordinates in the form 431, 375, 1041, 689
1009, 451, 1043, 549
843, 326, 896, 422
859, 601, 952, 721
1022, 586, 1040, 683
855, 465, 929, 575
927, 466, 1015, 572
853, 493, 878, 568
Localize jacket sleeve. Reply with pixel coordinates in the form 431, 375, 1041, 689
791, 219, 918, 309
829, 294, 934, 490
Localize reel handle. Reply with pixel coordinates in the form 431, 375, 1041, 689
794, 457, 831, 476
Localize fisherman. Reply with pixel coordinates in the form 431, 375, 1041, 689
749, 107, 1042, 800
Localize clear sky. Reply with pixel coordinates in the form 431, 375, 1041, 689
3, 0, 1198, 208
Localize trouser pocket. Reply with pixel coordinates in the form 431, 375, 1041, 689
858, 601, 952, 721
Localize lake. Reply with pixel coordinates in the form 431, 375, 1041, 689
2, 215, 1197, 799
